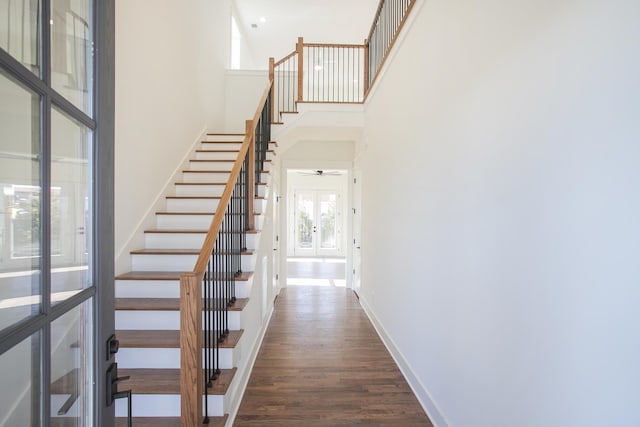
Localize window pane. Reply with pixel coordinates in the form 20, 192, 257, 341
296, 193, 314, 249
0, 68, 42, 331
50, 299, 93, 425
319, 193, 337, 250
0, 0, 41, 75
51, 0, 92, 115
0, 332, 41, 425
51, 107, 91, 304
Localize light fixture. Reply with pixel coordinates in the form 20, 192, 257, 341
259, 16, 267, 23
314, 65, 323, 71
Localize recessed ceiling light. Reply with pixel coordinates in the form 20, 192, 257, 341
259, 17, 267, 23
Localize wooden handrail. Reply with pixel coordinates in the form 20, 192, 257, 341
192, 80, 272, 275
180, 79, 273, 426
366, 0, 386, 44
274, 50, 296, 67
303, 43, 366, 49
364, 0, 417, 98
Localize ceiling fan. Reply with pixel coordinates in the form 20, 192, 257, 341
297, 170, 342, 176
298, 169, 342, 176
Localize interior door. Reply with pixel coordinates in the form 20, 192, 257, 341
352, 172, 362, 294
294, 190, 341, 257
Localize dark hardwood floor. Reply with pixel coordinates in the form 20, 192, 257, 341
234, 283, 433, 426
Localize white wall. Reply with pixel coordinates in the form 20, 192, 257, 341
115, 0, 231, 270
359, 0, 640, 426
223, 70, 268, 132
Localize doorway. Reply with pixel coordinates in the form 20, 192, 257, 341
294, 190, 341, 257
286, 169, 348, 286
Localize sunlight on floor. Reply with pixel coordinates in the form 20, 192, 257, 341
287, 278, 347, 287
286, 257, 346, 287
287, 257, 346, 264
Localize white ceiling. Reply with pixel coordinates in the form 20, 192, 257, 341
233, 0, 380, 68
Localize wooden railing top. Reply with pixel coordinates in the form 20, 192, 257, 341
303, 43, 366, 49
366, 0, 387, 42
191, 79, 273, 275
274, 50, 297, 67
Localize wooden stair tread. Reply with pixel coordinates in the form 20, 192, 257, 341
165, 195, 266, 199
115, 297, 249, 311
117, 329, 244, 349
115, 271, 253, 281
130, 249, 254, 255
51, 368, 78, 394
195, 149, 275, 153
118, 368, 236, 395
144, 229, 258, 234
182, 169, 270, 174
175, 181, 267, 185
206, 132, 244, 136
115, 416, 228, 427
190, 158, 271, 163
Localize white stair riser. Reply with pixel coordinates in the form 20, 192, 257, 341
116, 347, 236, 370
200, 141, 277, 150
166, 198, 221, 212
131, 253, 255, 272
115, 279, 252, 299
164, 198, 265, 214
115, 310, 242, 331
156, 214, 213, 229
196, 151, 239, 161
188, 160, 271, 172
204, 135, 245, 142
182, 171, 269, 183
195, 151, 275, 161
182, 171, 230, 182
144, 233, 206, 250
176, 184, 267, 197
188, 161, 234, 171
115, 280, 181, 298
115, 394, 225, 417
145, 233, 258, 250
156, 213, 263, 230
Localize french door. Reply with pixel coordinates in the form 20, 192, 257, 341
0, 1, 114, 426
294, 190, 342, 257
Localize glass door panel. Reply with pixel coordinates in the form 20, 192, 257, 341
50, 299, 93, 425
0, 67, 42, 331
318, 192, 337, 251
295, 192, 314, 255
51, 107, 91, 305
294, 191, 341, 257
0, 332, 40, 425
0, 0, 41, 75
51, 0, 93, 115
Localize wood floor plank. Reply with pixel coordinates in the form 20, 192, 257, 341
234, 286, 433, 426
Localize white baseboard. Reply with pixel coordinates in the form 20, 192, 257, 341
359, 295, 450, 427
225, 304, 274, 426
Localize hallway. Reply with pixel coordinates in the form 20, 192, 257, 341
234, 284, 432, 426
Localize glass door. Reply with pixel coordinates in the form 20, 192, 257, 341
294, 191, 341, 257
0, 0, 114, 425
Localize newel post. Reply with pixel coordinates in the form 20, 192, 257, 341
246, 119, 255, 231
268, 57, 275, 124
296, 36, 304, 102
363, 38, 370, 96
180, 272, 202, 427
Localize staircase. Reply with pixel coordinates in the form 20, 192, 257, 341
113, 133, 275, 426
